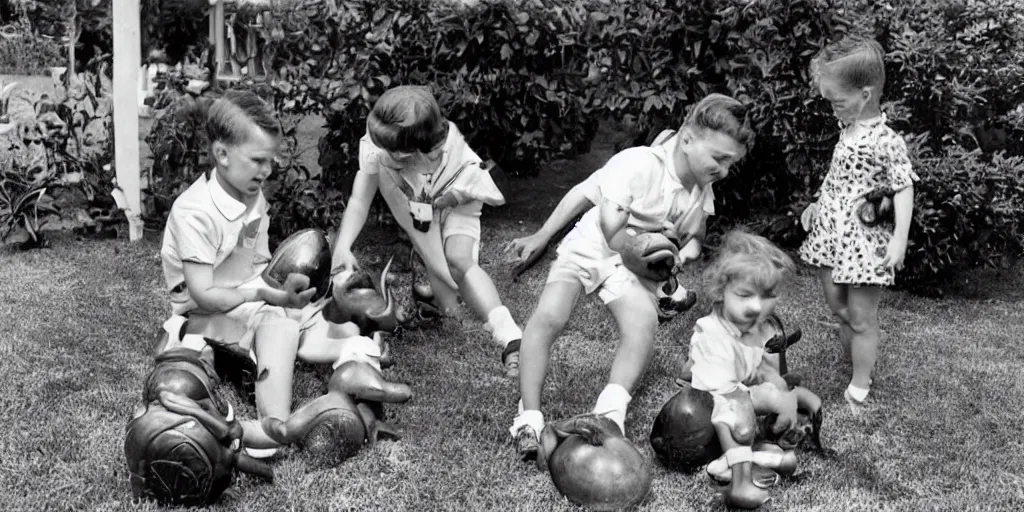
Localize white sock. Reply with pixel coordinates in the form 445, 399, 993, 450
846, 384, 869, 402
510, 408, 545, 438
487, 306, 523, 347
593, 383, 632, 434
724, 446, 754, 466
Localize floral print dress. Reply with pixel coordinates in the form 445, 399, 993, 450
799, 114, 919, 286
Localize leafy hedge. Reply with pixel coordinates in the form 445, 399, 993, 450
135, 0, 1024, 294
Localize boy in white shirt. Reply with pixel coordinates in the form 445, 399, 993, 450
160, 89, 380, 457
508, 94, 755, 460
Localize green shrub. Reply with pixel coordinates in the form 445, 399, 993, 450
866, 0, 1024, 155
902, 143, 1024, 295
255, 0, 598, 191
138, 0, 1023, 294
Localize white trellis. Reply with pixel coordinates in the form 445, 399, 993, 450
112, 0, 144, 241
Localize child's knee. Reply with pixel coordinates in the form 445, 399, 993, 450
444, 245, 476, 281
846, 308, 878, 334
529, 307, 570, 336
729, 423, 756, 445
254, 309, 301, 349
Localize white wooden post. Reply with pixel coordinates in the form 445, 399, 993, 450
112, 0, 145, 241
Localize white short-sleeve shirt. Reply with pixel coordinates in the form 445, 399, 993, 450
161, 169, 272, 315
688, 312, 776, 395
557, 144, 715, 264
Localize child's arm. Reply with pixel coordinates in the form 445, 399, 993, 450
749, 361, 798, 433
600, 198, 632, 253
331, 170, 379, 273
507, 184, 594, 258
884, 185, 914, 269
182, 262, 315, 313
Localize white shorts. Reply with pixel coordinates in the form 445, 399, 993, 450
546, 255, 659, 305
173, 276, 330, 352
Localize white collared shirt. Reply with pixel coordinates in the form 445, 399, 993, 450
161, 168, 271, 315
688, 311, 775, 395
558, 144, 715, 263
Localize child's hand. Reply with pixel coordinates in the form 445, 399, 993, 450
262, 273, 317, 309
331, 249, 359, 276
800, 202, 819, 231
433, 190, 461, 210
881, 236, 907, 270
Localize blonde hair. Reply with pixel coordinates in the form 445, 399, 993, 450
682, 93, 756, 151
367, 85, 449, 153
206, 89, 280, 146
811, 35, 886, 94
703, 230, 796, 303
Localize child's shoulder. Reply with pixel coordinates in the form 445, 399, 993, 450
168, 172, 214, 213
692, 313, 721, 334
603, 145, 664, 175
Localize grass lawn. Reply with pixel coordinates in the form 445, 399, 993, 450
3, 125, 1024, 512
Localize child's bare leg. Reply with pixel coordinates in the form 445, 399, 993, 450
446, 234, 525, 375
817, 267, 852, 358
245, 315, 301, 449
600, 281, 659, 433
791, 387, 822, 413
712, 397, 770, 508
424, 267, 462, 314
510, 280, 581, 459
444, 234, 501, 320
846, 285, 883, 401
295, 320, 368, 364
518, 281, 581, 412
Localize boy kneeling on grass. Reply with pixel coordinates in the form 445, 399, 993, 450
159, 89, 383, 458
508, 93, 755, 460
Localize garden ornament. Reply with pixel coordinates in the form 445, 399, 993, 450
536, 413, 652, 511
322, 256, 402, 335
125, 343, 273, 507
856, 188, 895, 228
258, 344, 413, 467
262, 228, 333, 303
616, 228, 681, 283
263, 249, 412, 465
650, 315, 824, 509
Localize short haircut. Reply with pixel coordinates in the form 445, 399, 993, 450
811, 35, 886, 92
367, 85, 449, 153
703, 229, 796, 303
682, 93, 755, 150
206, 88, 280, 146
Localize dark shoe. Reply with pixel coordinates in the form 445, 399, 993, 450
513, 424, 539, 462
502, 339, 521, 378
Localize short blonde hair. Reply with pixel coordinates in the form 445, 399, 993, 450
206, 89, 280, 146
811, 35, 886, 93
703, 230, 796, 303
682, 93, 755, 151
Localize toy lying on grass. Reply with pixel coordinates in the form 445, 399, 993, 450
535, 413, 653, 511
259, 256, 414, 466
125, 347, 274, 507
649, 317, 826, 509
151, 229, 415, 469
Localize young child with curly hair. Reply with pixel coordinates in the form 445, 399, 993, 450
799, 35, 918, 406
683, 230, 823, 507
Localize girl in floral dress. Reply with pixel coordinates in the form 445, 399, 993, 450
799, 36, 918, 407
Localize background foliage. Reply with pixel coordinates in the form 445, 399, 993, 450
5, 0, 1023, 295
